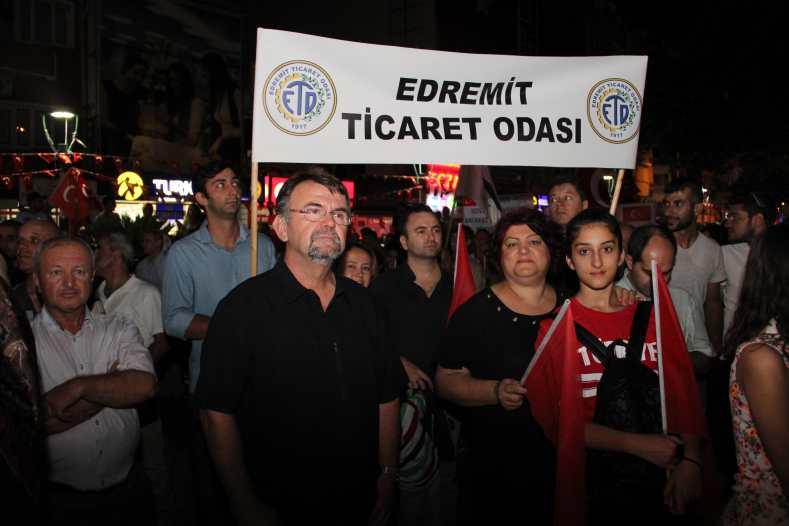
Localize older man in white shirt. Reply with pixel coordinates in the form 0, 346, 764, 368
32, 237, 155, 526
617, 224, 714, 376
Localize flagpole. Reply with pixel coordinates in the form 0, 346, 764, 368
651, 259, 668, 434
520, 299, 571, 384
250, 162, 258, 277
608, 168, 625, 215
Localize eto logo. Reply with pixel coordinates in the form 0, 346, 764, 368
587, 78, 642, 144
263, 60, 337, 136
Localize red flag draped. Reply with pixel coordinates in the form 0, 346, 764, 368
447, 225, 476, 322
526, 305, 585, 526
653, 263, 706, 437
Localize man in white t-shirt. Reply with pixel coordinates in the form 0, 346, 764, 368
721, 190, 775, 336
663, 178, 726, 355
94, 232, 173, 526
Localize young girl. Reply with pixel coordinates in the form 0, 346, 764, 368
723, 224, 789, 526
564, 209, 702, 522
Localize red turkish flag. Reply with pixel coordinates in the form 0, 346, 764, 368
526, 302, 586, 526
447, 225, 476, 322
49, 168, 91, 224
652, 261, 706, 437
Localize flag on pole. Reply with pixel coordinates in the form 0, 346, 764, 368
524, 300, 586, 526
651, 260, 706, 436
49, 167, 92, 226
447, 225, 476, 322
455, 165, 502, 226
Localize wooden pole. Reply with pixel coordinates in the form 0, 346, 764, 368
249, 162, 258, 276
608, 168, 625, 216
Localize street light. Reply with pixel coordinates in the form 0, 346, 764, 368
43, 110, 83, 153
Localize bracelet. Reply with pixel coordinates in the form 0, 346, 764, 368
681, 456, 702, 470
493, 380, 502, 405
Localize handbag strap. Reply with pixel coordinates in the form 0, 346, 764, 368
575, 322, 611, 366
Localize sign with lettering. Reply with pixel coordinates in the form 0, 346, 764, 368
252, 28, 647, 168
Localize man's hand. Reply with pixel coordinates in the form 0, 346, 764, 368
368, 470, 397, 526
401, 357, 432, 391
45, 378, 85, 421
664, 459, 702, 514
613, 286, 641, 306
496, 378, 527, 411
628, 434, 683, 468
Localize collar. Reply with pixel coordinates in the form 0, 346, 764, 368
270, 259, 347, 306
40, 305, 93, 333
194, 220, 249, 246
396, 261, 451, 291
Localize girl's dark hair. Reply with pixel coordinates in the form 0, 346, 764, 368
723, 224, 789, 359
564, 208, 622, 255
491, 207, 563, 285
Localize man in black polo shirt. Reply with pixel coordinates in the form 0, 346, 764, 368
194, 169, 404, 525
370, 204, 452, 525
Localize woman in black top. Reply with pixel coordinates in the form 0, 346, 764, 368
436, 208, 563, 525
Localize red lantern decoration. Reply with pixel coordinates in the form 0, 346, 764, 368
1, 176, 14, 191
12, 155, 23, 172
38, 153, 55, 164
71, 152, 83, 164
94, 155, 104, 170
22, 174, 33, 190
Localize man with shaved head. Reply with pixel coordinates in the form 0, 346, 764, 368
617, 224, 714, 375
13, 219, 61, 320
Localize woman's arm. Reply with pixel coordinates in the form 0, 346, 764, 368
585, 423, 681, 468
436, 366, 526, 410
738, 343, 789, 496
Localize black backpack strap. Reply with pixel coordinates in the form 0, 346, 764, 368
625, 301, 653, 362
575, 322, 611, 367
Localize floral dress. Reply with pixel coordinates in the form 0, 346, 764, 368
724, 320, 789, 525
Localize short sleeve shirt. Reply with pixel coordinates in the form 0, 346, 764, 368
670, 233, 726, 306
193, 261, 406, 502
93, 275, 163, 348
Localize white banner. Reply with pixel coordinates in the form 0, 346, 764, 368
252, 29, 647, 169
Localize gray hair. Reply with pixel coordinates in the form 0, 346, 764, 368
101, 232, 136, 271
275, 166, 349, 222
33, 237, 94, 277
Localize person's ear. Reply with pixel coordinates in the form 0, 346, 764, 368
272, 214, 289, 243
625, 254, 635, 271
194, 191, 208, 208
617, 249, 625, 266
582, 200, 589, 210
566, 255, 576, 271
399, 234, 408, 252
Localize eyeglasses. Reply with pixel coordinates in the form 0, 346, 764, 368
289, 205, 352, 226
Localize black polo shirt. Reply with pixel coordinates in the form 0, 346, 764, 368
369, 263, 452, 375
193, 260, 405, 523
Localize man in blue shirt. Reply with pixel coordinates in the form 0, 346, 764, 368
162, 161, 276, 393
162, 161, 275, 524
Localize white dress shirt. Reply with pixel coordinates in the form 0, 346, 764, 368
93, 275, 164, 348
33, 307, 155, 490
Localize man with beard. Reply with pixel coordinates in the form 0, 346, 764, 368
662, 177, 726, 355
721, 190, 775, 336
194, 168, 405, 525
370, 204, 452, 526
162, 161, 275, 524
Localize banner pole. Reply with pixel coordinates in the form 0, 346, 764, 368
520, 299, 571, 384
250, 162, 258, 277
608, 168, 625, 216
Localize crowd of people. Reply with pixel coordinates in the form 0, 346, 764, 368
0, 164, 786, 526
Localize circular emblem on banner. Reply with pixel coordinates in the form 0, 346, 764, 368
587, 78, 642, 144
263, 60, 337, 136
117, 171, 144, 200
